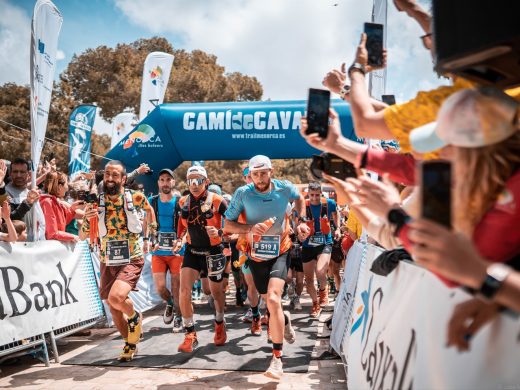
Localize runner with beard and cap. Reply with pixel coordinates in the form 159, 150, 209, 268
80, 160, 156, 361
223, 155, 309, 380
148, 168, 184, 333
174, 166, 229, 352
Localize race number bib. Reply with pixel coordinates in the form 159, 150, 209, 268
206, 253, 226, 277
158, 232, 177, 250
251, 235, 281, 260
309, 233, 326, 246
106, 240, 130, 266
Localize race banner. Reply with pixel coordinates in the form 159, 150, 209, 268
68, 104, 97, 178
30, 0, 63, 180
111, 112, 136, 149
341, 243, 520, 389
139, 52, 174, 121
0, 241, 104, 346
330, 240, 366, 355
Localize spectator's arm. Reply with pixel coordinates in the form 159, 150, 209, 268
40, 199, 76, 242
1, 202, 17, 242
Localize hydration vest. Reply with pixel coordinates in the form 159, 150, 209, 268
305, 198, 331, 236
150, 195, 177, 231
178, 191, 224, 246
97, 190, 143, 237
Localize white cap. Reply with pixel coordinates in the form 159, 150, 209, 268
186, 165, 207, 178
248, 155, 272, 171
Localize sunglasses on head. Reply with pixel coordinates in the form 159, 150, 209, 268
187, 178, 205, 186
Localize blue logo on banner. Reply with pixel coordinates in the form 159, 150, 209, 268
38, 39, 45, 54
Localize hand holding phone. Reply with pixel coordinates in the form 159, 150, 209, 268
364, 23, 384, 67
382, 95, 396, 105
305, 88, 330, 138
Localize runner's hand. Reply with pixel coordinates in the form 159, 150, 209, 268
296, 223, 311, 241
153, 242, 160, 252
172, 239, 183, 254
143, 240, 150, 254
205, 225, 219, 238
251, 222, 270, 236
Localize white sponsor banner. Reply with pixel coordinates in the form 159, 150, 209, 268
342, 243, 520, 389
139, 52, 174, 121
0, 241, 104, 346
330, 240, 366, 355
30, 0, 63, 177
111, 112, 137, 148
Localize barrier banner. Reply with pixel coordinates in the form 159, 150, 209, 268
30, 0, 63, 176
111, 112, 136, 149
0, 241, 103, 346
330, 240, 366, 355
68, 104, 97, 178
342, 243, 520, 389
139, 52, 174, 121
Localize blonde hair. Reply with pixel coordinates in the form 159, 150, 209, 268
454, 130, 520, 236
45, 171, 68, 196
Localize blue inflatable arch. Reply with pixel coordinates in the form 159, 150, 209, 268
104, 100, 356, 189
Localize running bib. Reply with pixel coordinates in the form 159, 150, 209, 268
158, 232, 177, 250
251, 235, 281, 260
106, 240, 130, 266
309, 233, 326, 246
206, 253, 226, 277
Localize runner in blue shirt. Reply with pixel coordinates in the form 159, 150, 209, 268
223, 155, 309, 380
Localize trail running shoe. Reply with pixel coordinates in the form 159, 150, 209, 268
310, 301, 322, 318
251, 316, 262, 336
214, 321, 227, 346
242, 307, 253, 323
118, 342, 137, 362
283, 310, 296, 344
292, 295, 302, 311
178, 331, 198, 353
172, 315, 183, 333
127, 312, 142, 345
319, 287, 329, 307
264, 355, 283, 380
163, 304, 174, 324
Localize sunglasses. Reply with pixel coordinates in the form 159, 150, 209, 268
187, 178, 205, 186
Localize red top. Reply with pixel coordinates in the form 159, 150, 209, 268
40, 194, 76, 241
400, 168, 520, 287
361, 148, 416, 186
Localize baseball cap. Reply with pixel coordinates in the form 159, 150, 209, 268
248, 155, 272, 172
410, 87, 520, 153
186, 165, 207, 178
208, 184, 222, 195
159, 168, 174, 178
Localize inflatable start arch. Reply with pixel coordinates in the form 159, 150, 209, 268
104, 100, 357, 189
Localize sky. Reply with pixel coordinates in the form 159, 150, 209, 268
1, 0, 445, 136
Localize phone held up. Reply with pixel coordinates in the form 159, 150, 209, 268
364, 22, 384, 67
305, 88, 330, 139
420, 160, 452, 228
310, 153, 357, 181
381, 94, 396, 106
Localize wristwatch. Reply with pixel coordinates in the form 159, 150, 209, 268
218, 229, 224, 237
478, 263, 512, 300
387, 208, 410, 236
338, 84, 351, 99
348, 62, 366, 77
299, 216, 310, 223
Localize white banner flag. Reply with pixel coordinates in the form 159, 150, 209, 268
369, 0, 387, 100
111, 112, 137, 148
30, 0, 63, 178
139, 52, 174, 121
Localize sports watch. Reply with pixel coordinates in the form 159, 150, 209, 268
339, 85, 351, 99
348, 62, 366, 77
478, 263, 513, 300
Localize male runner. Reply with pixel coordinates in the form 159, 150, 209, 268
300, 182, 339, 317
175, 166, 228, 352
80, 160, 155, 361
224, 155, 308, 379
148, 168, 183, 332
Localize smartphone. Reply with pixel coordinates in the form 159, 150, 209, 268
310, 153, 357, 181
306, 88, 330, 138
76, 190, 88, 201
364, 22, 384, 67
420, 161, 452, 228
382, 94, 396, 106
